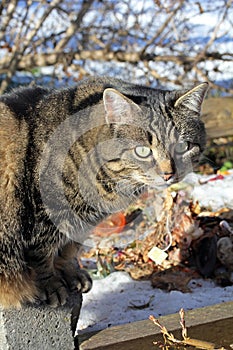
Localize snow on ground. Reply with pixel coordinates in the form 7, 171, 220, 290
78, 272, 233, 333
78, 171, 233, 333
187, 171, 233, 212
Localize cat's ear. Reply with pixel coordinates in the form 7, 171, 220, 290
103, 88, 141, 124
174, 82, 209, 114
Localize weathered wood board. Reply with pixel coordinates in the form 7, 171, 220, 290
79, 301, 233, 350
202, 97, 233, 139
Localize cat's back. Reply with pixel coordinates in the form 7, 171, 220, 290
0, 86, 50, 121
0, 77, 153, 125
0, 86, 51, 202
72, 76, 157, 106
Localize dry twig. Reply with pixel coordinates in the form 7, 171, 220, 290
149, 309, 226, 349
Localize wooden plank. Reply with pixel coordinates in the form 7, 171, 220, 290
79, 301, 233, 350
202, 97, 233, 139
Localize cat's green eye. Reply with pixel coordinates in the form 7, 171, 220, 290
174, 141, 189, 154
135, 146, 151, 158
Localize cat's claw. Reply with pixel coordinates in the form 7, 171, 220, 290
72, 269, 92, 293
60, 267, 93, 293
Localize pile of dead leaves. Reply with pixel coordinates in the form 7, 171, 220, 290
80, 182, 233, 293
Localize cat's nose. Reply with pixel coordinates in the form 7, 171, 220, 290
162, 173, 174, 181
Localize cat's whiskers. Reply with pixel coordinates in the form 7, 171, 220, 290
199, 154, 218, 170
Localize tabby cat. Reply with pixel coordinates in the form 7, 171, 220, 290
0, 77, 208, 308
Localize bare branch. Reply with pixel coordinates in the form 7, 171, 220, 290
0, 0, 232, 93
54, 0, 95, 52
0, 0, 18, 41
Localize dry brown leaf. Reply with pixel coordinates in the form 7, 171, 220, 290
151, 268, 197, 293
127, 264, 155, 280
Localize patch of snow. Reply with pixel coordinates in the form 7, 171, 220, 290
191, 171, 233, 211
78, 272, 233, 332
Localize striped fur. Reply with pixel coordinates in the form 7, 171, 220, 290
0, 77, 208, 307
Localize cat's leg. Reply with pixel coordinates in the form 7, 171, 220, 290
0, 238, 37, 308
27, 242, 91, 307
54, 242, 92, 294
0, 108, 37, 307
25, 246, 70, 307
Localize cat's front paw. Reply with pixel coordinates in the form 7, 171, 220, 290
55, 258, 92, 294
60, 266, 92, 293
67, 268, 92, 293
37, 274, 69, 307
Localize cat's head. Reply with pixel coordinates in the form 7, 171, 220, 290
101, 82, 208, 195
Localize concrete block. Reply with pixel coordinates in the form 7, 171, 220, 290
0, 293, 82, 350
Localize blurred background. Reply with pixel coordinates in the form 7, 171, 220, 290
0, 0, 232, 94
